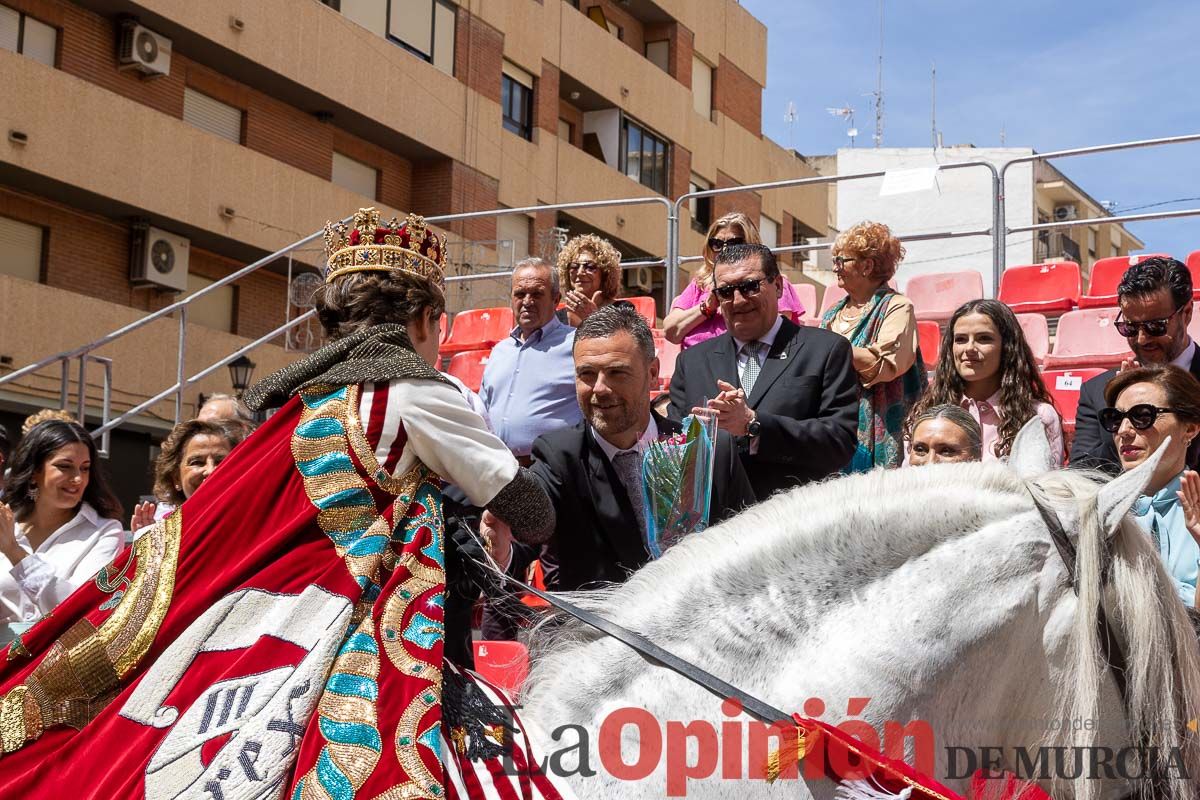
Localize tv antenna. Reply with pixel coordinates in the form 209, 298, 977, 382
872, 0, 885, 147
827, 105, 857, 147
784, 101, 798, 151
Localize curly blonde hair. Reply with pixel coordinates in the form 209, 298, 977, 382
696, 212, 762, 288
832, 221, 905, 282
556, 234, 621, 301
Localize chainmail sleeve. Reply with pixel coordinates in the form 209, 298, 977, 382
485, 467, 554, 545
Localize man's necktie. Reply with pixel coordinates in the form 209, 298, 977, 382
612, 449, 648, 543
740, 341, 765, 396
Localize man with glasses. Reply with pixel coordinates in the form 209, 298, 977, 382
669, 243, 859, 497
1071, 256, 1200, 472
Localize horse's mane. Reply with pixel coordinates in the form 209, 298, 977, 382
1028, 470, 1200, 800
524, 462, 1200, 800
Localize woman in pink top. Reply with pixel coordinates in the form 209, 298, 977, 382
662, 212, 806, 349
906, 299, 1063, 465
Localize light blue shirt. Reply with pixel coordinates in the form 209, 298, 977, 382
480, 316, 582, 457
1131, 473, 1200, 606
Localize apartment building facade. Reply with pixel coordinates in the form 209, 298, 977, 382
0, 0, 828, 506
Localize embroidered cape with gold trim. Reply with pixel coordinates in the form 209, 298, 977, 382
0, 324, 567, 800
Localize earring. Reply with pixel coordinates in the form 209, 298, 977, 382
28, 486, 38, 501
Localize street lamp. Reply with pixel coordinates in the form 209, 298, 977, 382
227, 355, 256, 396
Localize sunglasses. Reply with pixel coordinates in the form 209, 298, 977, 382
568, 261, 600, 274
713, 278, 769, 300
708, 237, 746, 252
831, 255, 860, 268
1113, 305, 1186, 338
1098, 404, 1183, 433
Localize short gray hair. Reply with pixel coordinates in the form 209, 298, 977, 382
573, 303, 656, 362
511, 257, 559, 296
906, 403, 983, 460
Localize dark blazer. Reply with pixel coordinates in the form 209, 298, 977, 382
1070, 347, 1200, 473
526, 412, 755, 592
668, 318, 859, 498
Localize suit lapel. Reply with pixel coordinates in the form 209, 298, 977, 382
581, 428, 650, 567
708, 335, 741, 396
1189, 346, 1200, 381
748, 320, 803, 408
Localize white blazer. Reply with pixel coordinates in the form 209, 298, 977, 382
0, 502, 124, 623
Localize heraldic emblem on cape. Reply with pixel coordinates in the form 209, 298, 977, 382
0, 208, 573, 800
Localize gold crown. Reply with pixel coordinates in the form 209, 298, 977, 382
323, 207, 447, 292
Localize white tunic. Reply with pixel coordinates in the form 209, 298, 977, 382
0, 502, 124, 623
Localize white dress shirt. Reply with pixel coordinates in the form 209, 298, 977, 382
0, 502, 124, 623
1171, 340, 1196, 371
593, 416, 660, 463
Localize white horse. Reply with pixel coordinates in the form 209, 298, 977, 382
519, 423, 1200, 800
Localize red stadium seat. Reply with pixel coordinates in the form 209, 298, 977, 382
473, 640, 530, 696
917, 320, 941, 369
1015, 313, 1050, 366
440, 307, 514, 356
905, 270, 984, 324
1041, 368, 1106, 436
1189, 301, 1200, 343
794, 283, 819, 325
1079, 253, 1171, 308
819, 285, 847, 319
1042, 308, 1132, 370
445, 349, 491, 393
655, 336, 681, 389
1187, 251, 1200, 297
624, 295, 657, 325
997, 262, 1081, 315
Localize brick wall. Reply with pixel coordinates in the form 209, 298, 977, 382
714, 55, 762, 138
536, 60, 560, 136
671, 143, 692, 202
644, 21, 693, 87
411, 159, 499, 244
779, 211, 797, 267
331, 130, 413, 211
714, 171, 761, 230
454, 7, 503, 105
0, 187, 291, 335
558, 99, 584, 149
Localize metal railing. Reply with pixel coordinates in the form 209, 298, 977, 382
7, 134, 1200, 447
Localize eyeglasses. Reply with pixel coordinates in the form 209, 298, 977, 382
708, 237, 746, 252
1113, 305, 1186, 338
568, 261, 600, 274
831, 255, 860, 268
1098, 404, 1183, 433
713, 278, 769, 300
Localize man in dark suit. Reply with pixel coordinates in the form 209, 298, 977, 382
480, 303, 755, 600
669, 243, 859, 498
1071, 257, 1200, 473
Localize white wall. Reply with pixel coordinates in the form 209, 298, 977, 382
836, 147, 1036, 297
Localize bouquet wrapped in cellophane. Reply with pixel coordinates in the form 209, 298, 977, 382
640, 411, 717, 558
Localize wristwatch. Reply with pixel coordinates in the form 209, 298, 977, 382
746, 415, 762, 438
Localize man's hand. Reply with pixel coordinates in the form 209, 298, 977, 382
1118, 358, 1140, 374
480, 509, 514, 570
693, 379, 754, 436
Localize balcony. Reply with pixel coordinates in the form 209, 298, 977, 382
1035, 230, 1082, 264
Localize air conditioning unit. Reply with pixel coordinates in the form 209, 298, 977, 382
118, 21, 172, 77
131, 225, 189, 292
1053, 204, 1078, 222
631, 267, 655, 291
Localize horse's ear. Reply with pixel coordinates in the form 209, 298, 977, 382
1095, 437, 1170, 535
1009, 417, 1054, 478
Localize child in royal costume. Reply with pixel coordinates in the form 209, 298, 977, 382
0, 208, 574, 799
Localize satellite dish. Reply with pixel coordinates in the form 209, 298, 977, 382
288, 272, 323, 308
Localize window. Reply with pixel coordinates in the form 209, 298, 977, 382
645, 40, 669, 73
0, 215, 43, 283
182, 88, 243, 144
181, 273, 234, 333
501, 61, 534, 140
692, 57, 713, 120
557, 118, 574, 143
0, 5, 57, 67
497, 213, 532, 266
1087, 226, 1097, 259
760, 216, 779, 249
1110, 227, 1122, 252
688, 175, 713, 234
335, 0, 455, 75
620, 117, 669, 195
332, 152, 379, 199
388, 0, 455, 75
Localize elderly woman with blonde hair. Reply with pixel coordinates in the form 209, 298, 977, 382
556, 233, 622, 327
820, 220, 925, 471
662, 211, 806, 348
